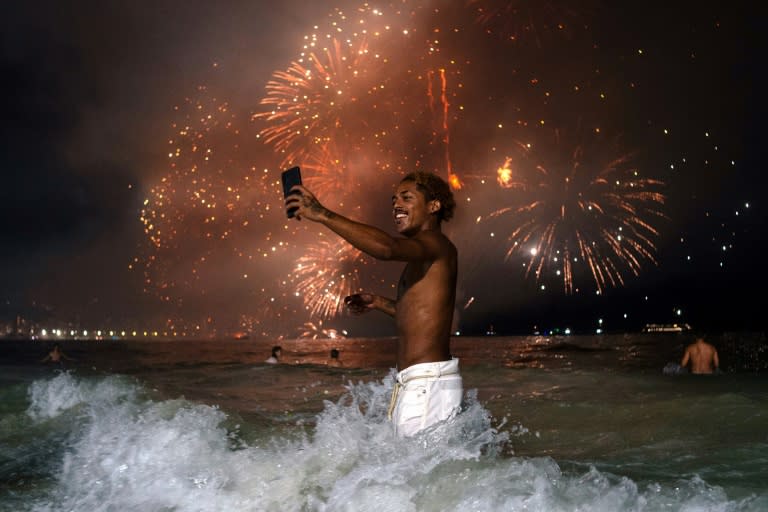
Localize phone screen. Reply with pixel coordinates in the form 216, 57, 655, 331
281, 166, 302, 218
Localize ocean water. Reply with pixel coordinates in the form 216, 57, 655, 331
1, 333, 767, 511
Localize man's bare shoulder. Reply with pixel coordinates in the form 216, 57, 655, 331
412, 229, 456, 254
420, 231, 456, 263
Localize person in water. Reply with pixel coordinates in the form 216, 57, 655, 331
40, 343, 74, 366
265, 345, 282, 364
286, 171, 462, 437
681, 336, 720, 374
328, 348, 342, 367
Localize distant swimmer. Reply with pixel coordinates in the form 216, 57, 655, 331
40, 343, 74, 366
265, 345, 282, 364
681, 336, 720, 374
287, 171, 462, 437
328, 348, 341, 367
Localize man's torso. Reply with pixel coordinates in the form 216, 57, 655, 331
394, 236, 457, 369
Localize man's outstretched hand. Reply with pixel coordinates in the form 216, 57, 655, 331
344, 293, 375, 315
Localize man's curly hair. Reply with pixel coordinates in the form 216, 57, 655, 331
400, 172, 456, 222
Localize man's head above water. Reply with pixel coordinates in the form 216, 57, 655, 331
397, 172, 456, 223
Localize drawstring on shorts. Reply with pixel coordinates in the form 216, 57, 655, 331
387, 382, 401, 420
387, 368, 459, 420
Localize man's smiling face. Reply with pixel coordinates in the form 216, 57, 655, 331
392, 180, 436, 236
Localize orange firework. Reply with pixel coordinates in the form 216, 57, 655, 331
255, 32, 422, 206
256, 37, 384, 161
290, 238, 367, 319
427, 68, 462, 190
297, 138, 361, 202
481, 127, 666, 294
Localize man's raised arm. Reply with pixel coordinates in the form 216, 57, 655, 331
286, 185, 437, 262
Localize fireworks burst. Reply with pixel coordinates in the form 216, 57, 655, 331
253, 4, 415, 186
136, 86, 285, 303
481, 127, 666, 294
254, 3, 467, 196
291, 238, 367, 319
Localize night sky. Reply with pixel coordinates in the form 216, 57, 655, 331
1, 1, 764, 338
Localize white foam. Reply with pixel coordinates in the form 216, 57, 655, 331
26, 371, 137, 421
24, 373, 761, 512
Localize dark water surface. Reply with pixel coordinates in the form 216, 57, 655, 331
1, 333, 766, 511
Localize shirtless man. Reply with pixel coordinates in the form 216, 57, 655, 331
681, 336, 720, 374
286, 171, 461, 436
40, 343, 74, 366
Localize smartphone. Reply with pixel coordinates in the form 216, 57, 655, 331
281, 166, 302, 218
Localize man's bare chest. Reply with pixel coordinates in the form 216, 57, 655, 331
398, 262, 431, 297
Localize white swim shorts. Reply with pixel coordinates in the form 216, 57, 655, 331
388, 358, 463, 437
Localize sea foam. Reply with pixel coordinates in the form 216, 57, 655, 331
22, 372, 762, 512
